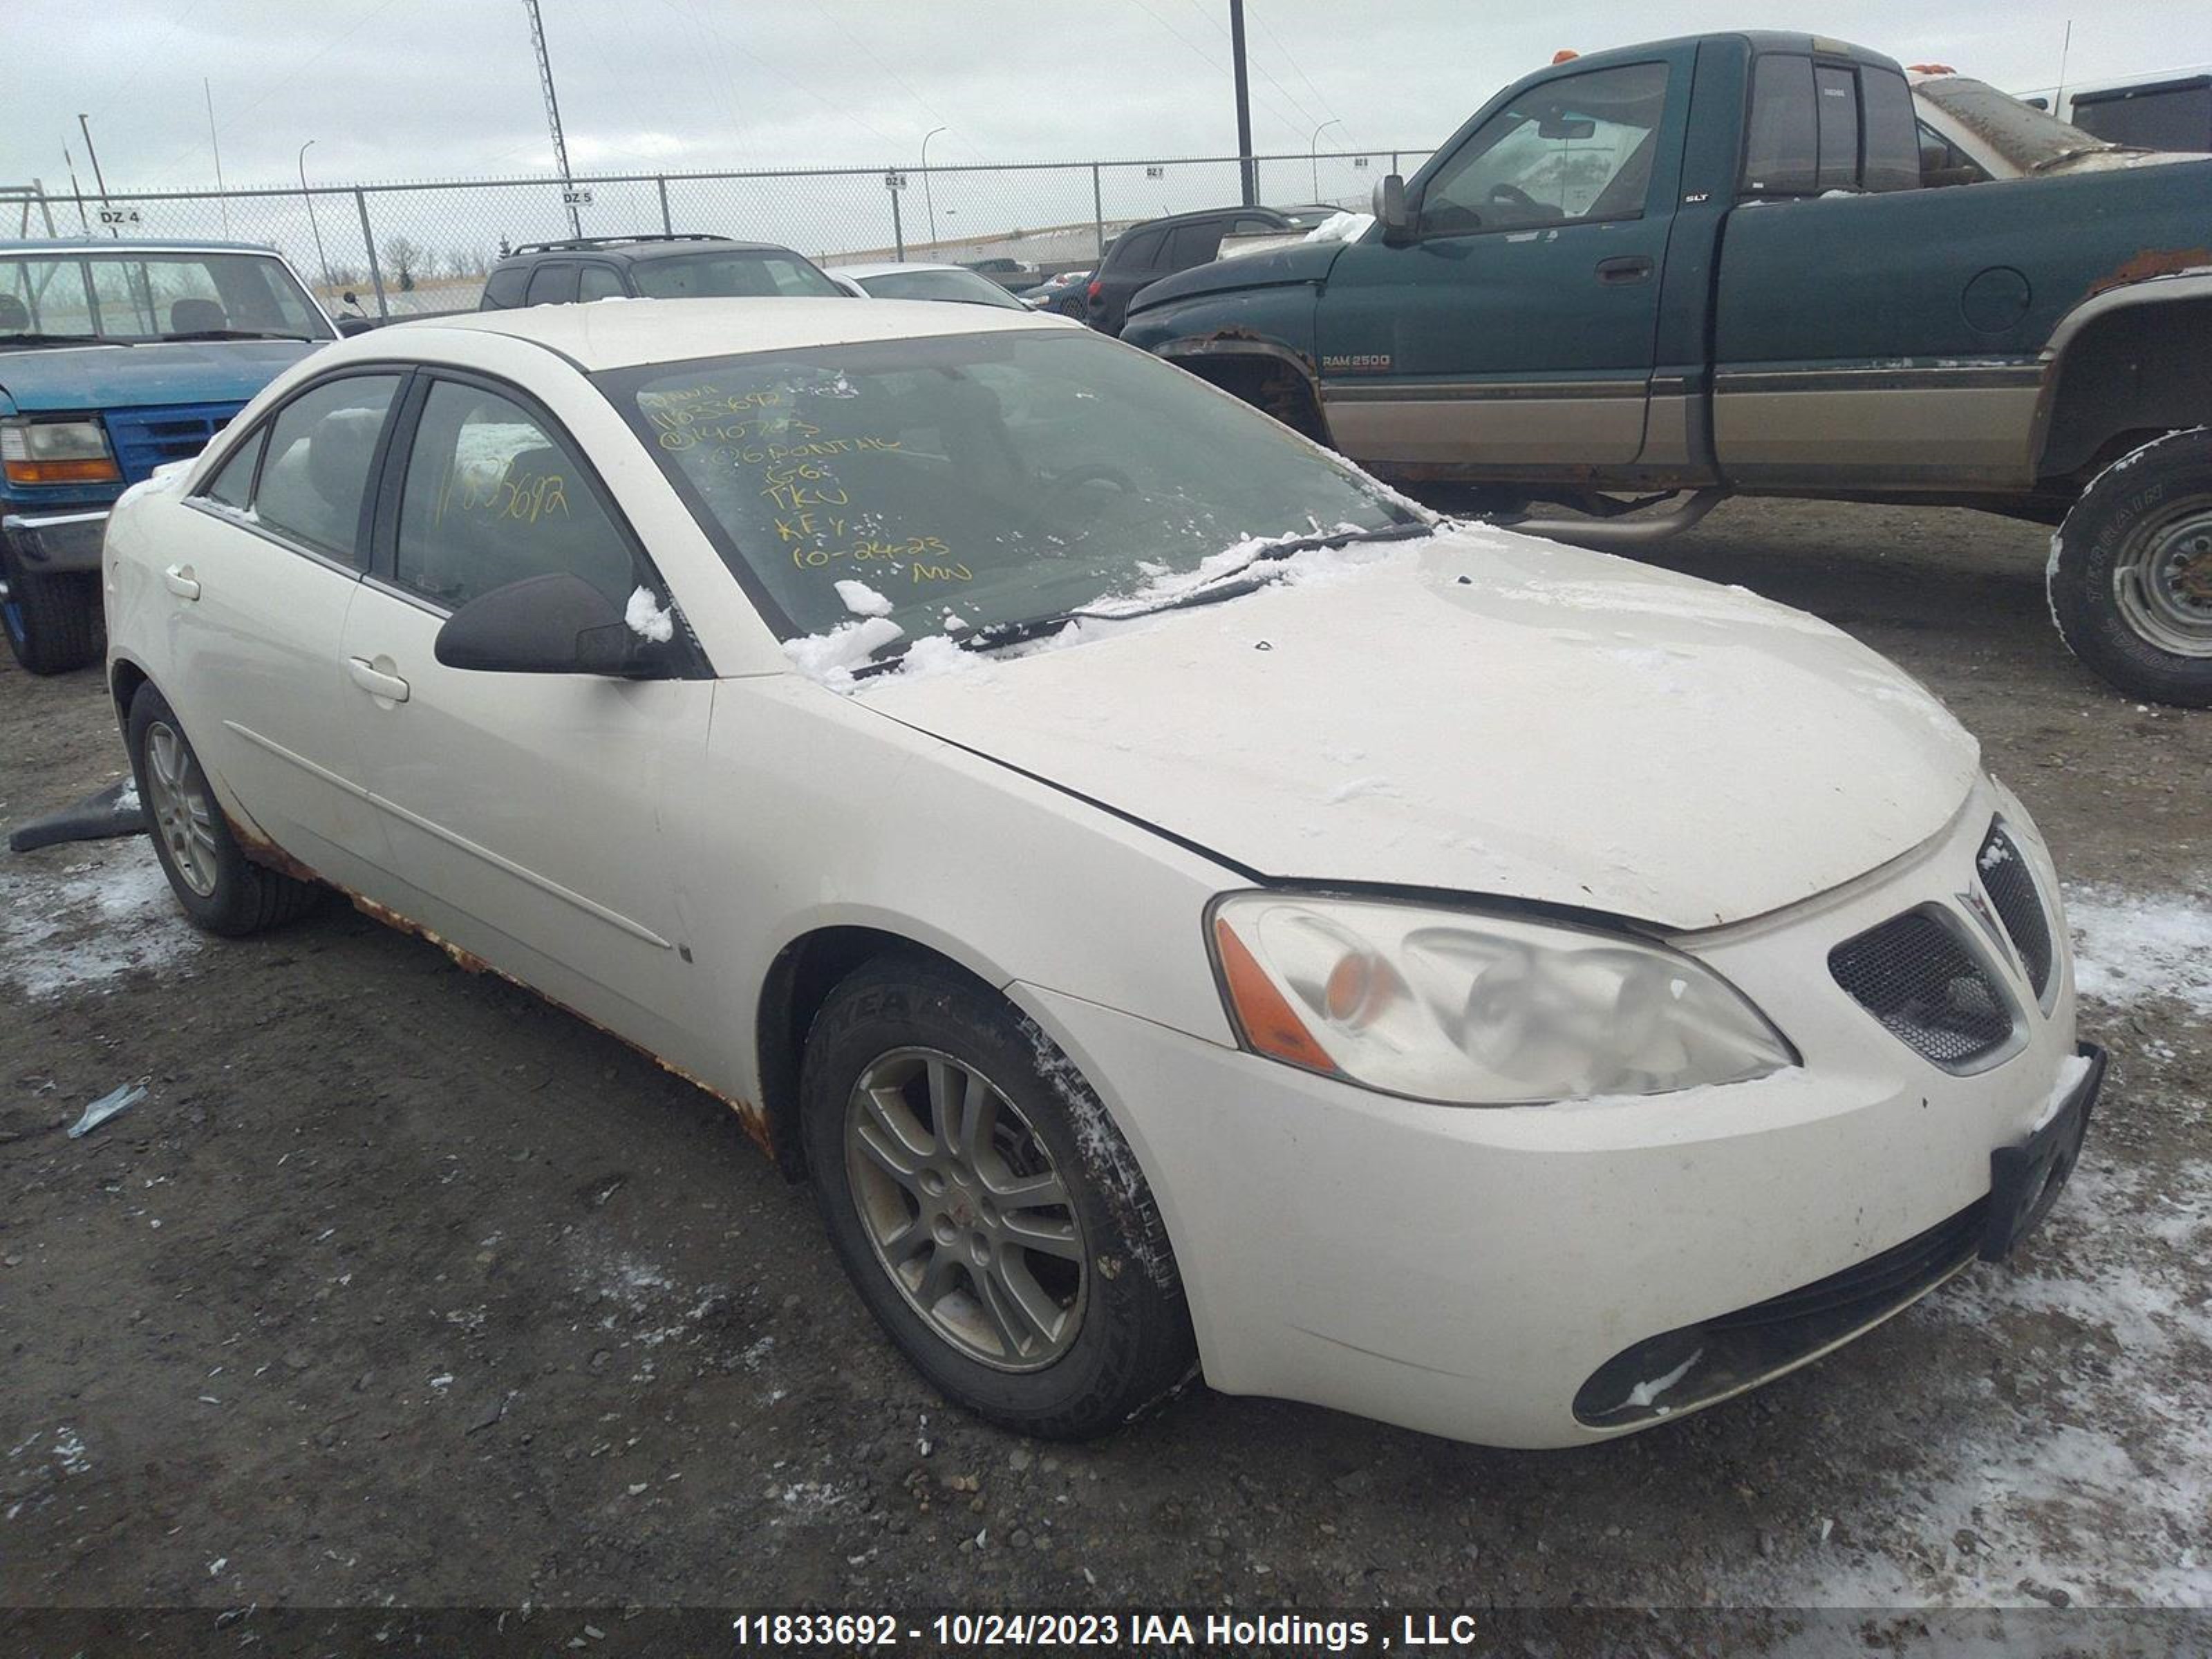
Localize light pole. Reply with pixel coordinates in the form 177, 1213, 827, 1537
298, 140, 332, 298
920, 125, 946, 252
1309, 119, 1343, 201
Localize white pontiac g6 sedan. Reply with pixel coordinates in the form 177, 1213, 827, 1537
102, 298, 2101, 1447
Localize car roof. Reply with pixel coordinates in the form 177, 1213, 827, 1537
0, 238, 284, 255
828, 261, 977, 280
368, 295, 1060, 371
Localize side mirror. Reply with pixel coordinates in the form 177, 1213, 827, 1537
334, 316, 379, 337
1373, 173, 1414, 243
433, 572, 673, 677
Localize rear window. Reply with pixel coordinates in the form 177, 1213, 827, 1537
1107, 227, 1167, 271
1744, 57, 1922, 196
481, 266, 528, 309
630, 252, 842, 299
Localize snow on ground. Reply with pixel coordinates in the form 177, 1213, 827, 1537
2064, 884, 2212, 1018
0, 841, 201, 1000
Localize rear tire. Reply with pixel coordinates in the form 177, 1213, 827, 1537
126, 684, 324, 936
2048, 428, 2212, 708
1, 546, 100, 675
800, 957, 1195, 1438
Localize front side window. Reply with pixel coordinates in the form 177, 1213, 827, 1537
393, 379, 637, 611
1108, 227, 1167, 272
1165, 222, 1226, 267
0, 252, 330, 342
606, 330, 1417, 652
251, 375, 402, 561
1418, 62, 1670, 235
628, 252, 842, 299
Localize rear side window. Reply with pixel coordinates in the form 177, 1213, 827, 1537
1109, 227, 1167, 271
480, 266, 527, 309
393, 379, 638, 611
250, 376, 402, 563
578, 264, 624, 301
524, 263, 577, 306
201, 428, 265, 511
1165, 222, 1226, 268
1743, 55, 1819, 194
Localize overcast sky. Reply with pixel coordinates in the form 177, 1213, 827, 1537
8, 0, 2200, 194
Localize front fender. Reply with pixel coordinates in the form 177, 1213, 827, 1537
1118, 283, 1322, 373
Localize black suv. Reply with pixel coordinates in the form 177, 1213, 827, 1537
1085, 205, 1297, 334
478, 234, 846, 308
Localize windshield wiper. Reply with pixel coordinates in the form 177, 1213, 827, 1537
959, 521, 1434, 652
0, 331, 123, 348
160, 328, 317, 342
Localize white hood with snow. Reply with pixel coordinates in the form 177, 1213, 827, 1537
850, 527, 1981, 931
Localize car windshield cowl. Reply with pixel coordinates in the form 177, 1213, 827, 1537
0, 331, 125, 349
160, 327, 318, 342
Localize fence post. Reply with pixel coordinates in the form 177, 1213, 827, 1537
353, 188, 389, 319
888, 171, 904, 261
656, 175, 673, 235
1091, 163, 1105, 261
1391, 151, 1400, 178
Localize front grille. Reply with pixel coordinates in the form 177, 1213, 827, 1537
1829, 908, 2015, 1071
1573, 1199, 1985, 1428
104, 403, 241, 484
1978, 822, 2054, 1003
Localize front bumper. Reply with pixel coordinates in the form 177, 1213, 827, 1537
1, 508, 109, 577
1012, 782, 2092, 1449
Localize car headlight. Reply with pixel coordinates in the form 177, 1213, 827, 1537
1, 417, 120, 485
1209, 893, 1795, 1105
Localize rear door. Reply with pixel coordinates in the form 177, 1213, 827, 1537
1093, 225, 1169, 331
336, 369, 712, 1069
164, 371, 404, 890
1315, 53, 1689, 474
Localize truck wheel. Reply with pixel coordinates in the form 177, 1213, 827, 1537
1, 546, 101, 675
2049, 428, 2212, 708
126, 684, 324, 935
800, 957, 1196, 1438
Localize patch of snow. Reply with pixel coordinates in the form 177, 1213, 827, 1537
1326, 776, 1401, 805
0, 843, 203, 1000
833, 579, 894, 618
1622, 1347, 1701, 1410
624, 585, 675, 644
782, 615, 903, 691
2030, 1052, 2093, 1134
2063, 885, 2212, 1017
1302, 210, 1376, 245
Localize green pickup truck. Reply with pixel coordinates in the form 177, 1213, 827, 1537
1118, 32, 2212, 706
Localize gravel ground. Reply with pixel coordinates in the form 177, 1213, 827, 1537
1, 499, 2207, 1646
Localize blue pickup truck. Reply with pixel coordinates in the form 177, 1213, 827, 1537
1, 239, 337, 674
1119, 32, 2212, 706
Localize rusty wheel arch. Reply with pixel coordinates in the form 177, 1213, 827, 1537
1159, 337, 1335, 449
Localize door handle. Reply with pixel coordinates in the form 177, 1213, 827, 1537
162, 564, 201, 601
346, 656, 410, 703
1595, 255, 1654, 285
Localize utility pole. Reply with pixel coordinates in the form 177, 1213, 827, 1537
1228, 0, 1255, 206
522, 0, 581, 238
921, 125, 946, 252
299, 140, 332, 297
62, 148, 91, 232
205, 80, 229, 236
77, 113, 115, 234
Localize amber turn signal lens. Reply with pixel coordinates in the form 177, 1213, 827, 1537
3, 456, 122, 485
1214, 916, 1337, 1074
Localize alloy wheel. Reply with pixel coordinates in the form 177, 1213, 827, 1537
142, 720, 221, 897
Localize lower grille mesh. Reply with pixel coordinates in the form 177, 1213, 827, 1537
1829, 909, 2013, 1069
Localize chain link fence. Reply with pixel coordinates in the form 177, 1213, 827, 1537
4, 147, 1426, 318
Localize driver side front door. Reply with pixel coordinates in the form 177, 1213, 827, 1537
1316, 54, 1687, 474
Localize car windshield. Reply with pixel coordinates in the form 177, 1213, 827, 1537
629, 251, 844, 299
606, 329, 1421, 647
0, 250, 331, 343
855, 269, 1028, 310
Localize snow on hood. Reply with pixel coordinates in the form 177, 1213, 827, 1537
843, 525, 1982, 931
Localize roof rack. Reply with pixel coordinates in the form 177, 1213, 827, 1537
505, 233, 723, 254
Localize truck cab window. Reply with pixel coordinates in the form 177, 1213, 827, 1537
1417, 62, 1669, 236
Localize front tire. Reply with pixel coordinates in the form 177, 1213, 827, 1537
1, 545, 100, 675
2048, 428, 2212, 707
126, 684, 324, 935
800, 958, 1194, 1438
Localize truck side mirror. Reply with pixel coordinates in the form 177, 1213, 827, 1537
1374, 174, 1414, 244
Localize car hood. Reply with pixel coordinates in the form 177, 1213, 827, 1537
0, 339, 321, 414
854, 528, 1981, 931
1126, 239, 1349, 316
